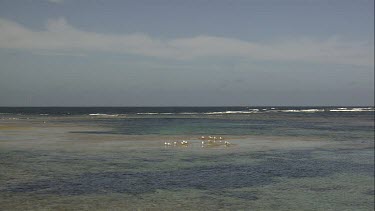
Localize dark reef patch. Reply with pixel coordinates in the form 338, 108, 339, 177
2, 149, 373, 198
364, 189, 374, 196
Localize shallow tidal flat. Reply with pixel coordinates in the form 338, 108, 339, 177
0, 116, 374, 210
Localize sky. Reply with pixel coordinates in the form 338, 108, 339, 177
0, 0, 373, 106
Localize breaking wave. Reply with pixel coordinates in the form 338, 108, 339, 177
134, 107, 374, 115
88, 113, 120, 117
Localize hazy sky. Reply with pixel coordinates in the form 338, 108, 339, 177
0, 0, 373, 106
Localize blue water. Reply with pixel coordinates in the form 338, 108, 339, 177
0, 107, 374, 210
0, 106, 373, 115
1, 106, 374, 138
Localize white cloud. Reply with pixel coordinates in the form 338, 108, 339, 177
0, 17, 373, 66
30, 50, 87, 57
46, 0, 64, 4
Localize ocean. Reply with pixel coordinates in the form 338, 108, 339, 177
0, 106, 374, 210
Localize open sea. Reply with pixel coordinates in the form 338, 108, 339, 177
0, 106, 374, 210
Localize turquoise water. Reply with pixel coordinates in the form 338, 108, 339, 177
0, 107, 374, 210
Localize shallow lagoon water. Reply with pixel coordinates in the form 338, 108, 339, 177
0, 108, 374, 210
